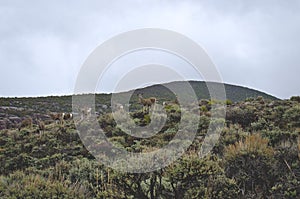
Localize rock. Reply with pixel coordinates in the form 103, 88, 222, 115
34, 113, 51, 121
9, 116, 22, 124
0, 112, 6, 117
267, 102, 275, 108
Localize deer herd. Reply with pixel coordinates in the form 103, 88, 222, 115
49, 112, 73, 124
17, 93, 159, 132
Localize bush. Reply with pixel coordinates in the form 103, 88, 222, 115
224, 134, 276, 198
283, 105, 300, 129
0, 171, 90, 198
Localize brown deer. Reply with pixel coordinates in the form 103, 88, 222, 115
49, 113, 64, 124
18, 117, 33, 131
138, 93, 156, 112
38, 120, 45, 136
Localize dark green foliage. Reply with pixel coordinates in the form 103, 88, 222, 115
290, 96, 300, 103
165, 154, 239, 199
226, 106, 258, 128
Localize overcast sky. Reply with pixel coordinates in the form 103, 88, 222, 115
0, 0, 300, 99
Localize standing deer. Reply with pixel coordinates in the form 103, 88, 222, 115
80, 107, 92, 120
138, 93, 156, 112
38, 120, 45, 137
49, 113, 64, 124
18, 117, 33, 131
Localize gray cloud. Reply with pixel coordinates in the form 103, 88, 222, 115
0, 0, 299, 99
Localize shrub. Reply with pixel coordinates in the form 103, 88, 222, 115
283, 105, 300, 129
0, 171, 90, 198
225, 134, 276, 198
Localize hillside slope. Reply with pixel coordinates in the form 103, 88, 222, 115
133, 81, 278, 102
0, 96, 299, 198
0, 81, 279, 130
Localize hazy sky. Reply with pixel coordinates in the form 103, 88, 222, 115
0, 0, 300, 99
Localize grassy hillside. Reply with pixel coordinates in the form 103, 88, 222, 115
0, 94, 299, 198
0, 81, 278, 113
133, 81, 278, 102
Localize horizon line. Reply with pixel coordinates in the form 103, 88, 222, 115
0, 80, 283, 100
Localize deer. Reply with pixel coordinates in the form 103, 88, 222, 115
63, 113, 73, 120
18, 117, 33, 131
138, 93, 156, 112
162, 95, 179, 107
38, 120, 45, 137
80, 107, 92, 120
49, 112, 73, 125
49, 113, 64, 124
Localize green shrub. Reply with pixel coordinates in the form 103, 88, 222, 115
0, 171, 90, 198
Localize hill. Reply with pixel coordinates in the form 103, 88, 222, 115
133, 81, 278, 102
0, 81, 278, 130
0, 81, 279, 110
